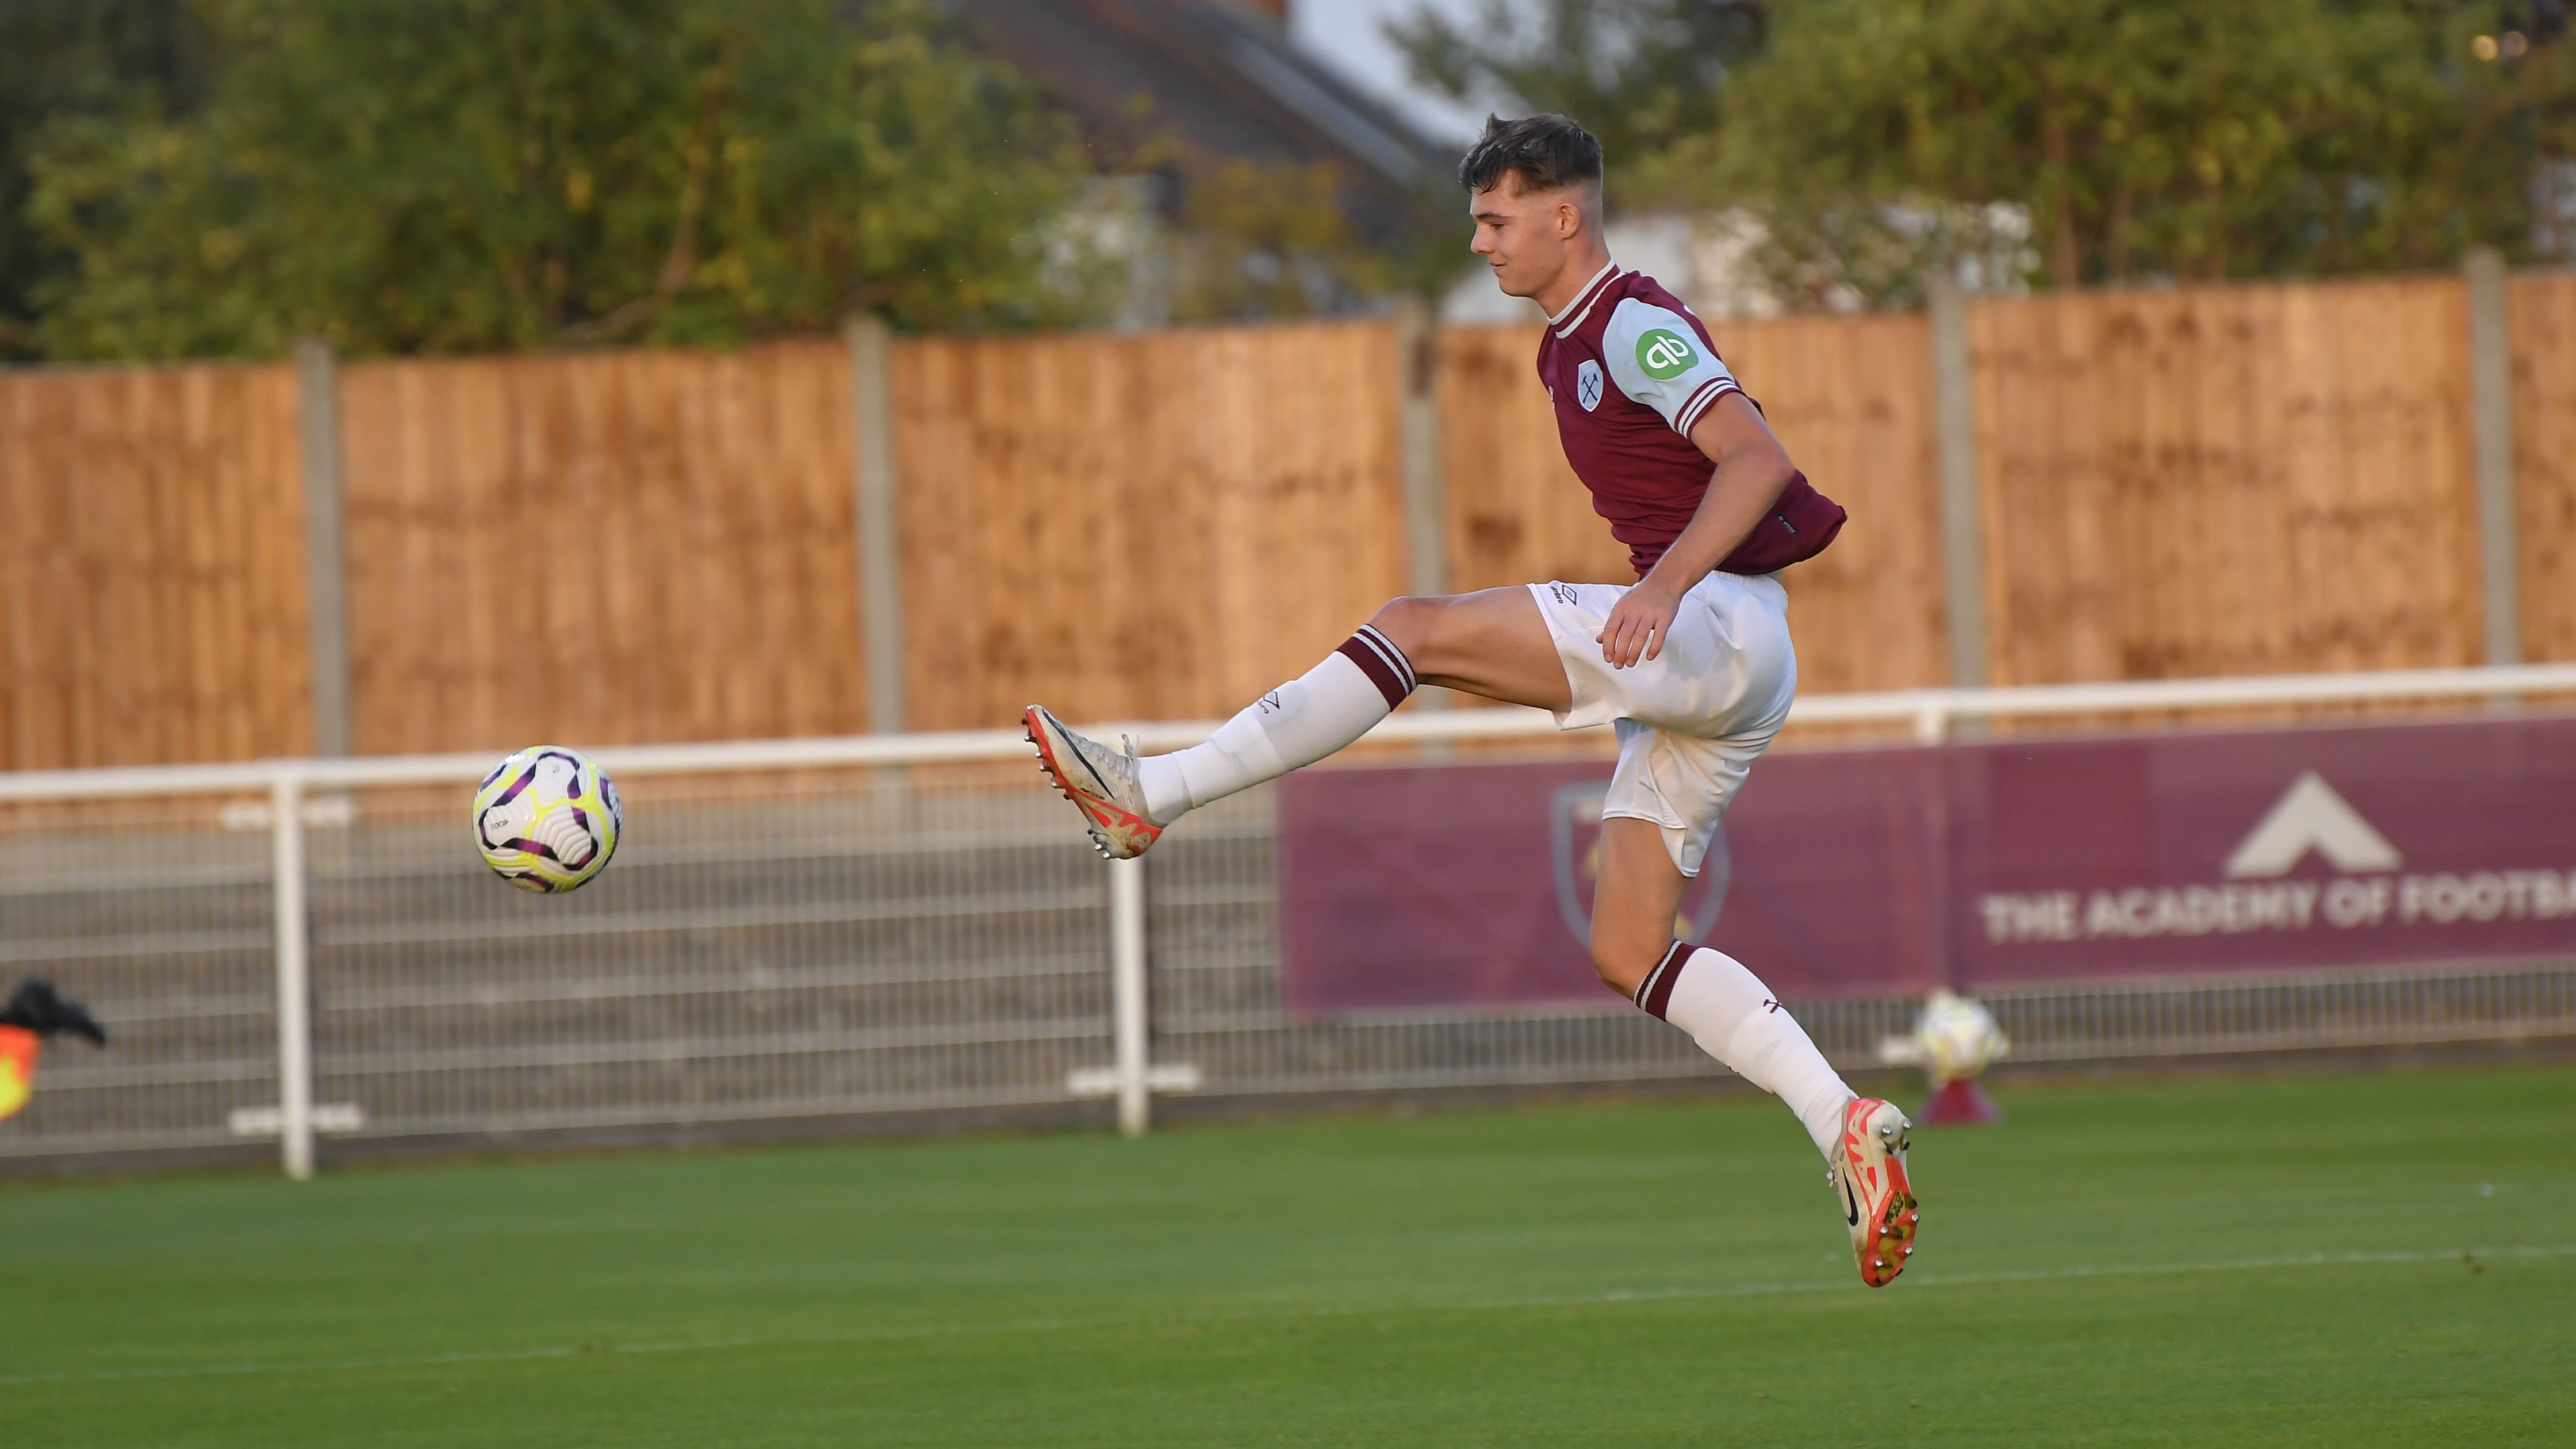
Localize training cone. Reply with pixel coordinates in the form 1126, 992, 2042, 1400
1919, 1076, 2004, 1126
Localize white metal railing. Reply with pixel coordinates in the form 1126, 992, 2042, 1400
3, 662, 2572, 1178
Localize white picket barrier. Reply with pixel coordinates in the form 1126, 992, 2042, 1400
4, 661, 2574, 1178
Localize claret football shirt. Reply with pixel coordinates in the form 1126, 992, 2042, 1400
1535, 260, 1846, 578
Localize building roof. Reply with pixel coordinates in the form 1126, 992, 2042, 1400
947, 0, 1452, 248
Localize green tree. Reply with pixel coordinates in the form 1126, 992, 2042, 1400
1700, 0, 2567, 301
1164, 161, 1397, 321
0, 1, 216, 356
1389, 0, 1764, 204
29, 0, 1089, 358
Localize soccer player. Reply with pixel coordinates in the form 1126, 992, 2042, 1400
1026, 114, 1920, 1286
0, 977, 108, 1124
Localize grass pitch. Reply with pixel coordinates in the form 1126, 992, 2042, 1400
2, 1064, 2570, 1447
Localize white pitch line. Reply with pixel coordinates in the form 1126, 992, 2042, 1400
4, 1244, 2567, 1389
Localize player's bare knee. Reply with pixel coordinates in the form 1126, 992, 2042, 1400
1588, 934, 1653, 997
1364, 596, 1443, 662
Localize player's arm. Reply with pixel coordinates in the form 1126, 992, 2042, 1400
1597, 393, 1796, 668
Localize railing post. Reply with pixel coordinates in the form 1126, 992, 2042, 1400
269, 775, 315, 1180
1107, 855, 1149, 1137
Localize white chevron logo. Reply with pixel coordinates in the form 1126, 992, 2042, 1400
2224, 772, 2403, 879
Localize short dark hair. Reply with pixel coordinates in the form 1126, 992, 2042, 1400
1456, 113, 1603, 195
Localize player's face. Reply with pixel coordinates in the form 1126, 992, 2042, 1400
1468, 178, 1580, 300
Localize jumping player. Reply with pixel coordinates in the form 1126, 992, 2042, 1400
1025, 114, 1919, 1286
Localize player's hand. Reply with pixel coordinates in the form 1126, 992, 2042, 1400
1597, 580, 1682, 669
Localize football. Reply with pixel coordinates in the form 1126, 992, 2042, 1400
1915, 990, 2007, 1083
471, 746, 622, 893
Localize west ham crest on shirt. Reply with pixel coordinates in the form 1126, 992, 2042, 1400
1575, 358, 1604, 411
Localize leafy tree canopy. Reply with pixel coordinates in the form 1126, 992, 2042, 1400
29, 0, 1090, 358
0, 0, 216, 356
1389, 0, 1766, 205
1702, 0, 2574, 298
1399, 0, 2576, 303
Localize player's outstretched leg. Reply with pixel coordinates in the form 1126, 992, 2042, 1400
1023, 622, 1416, 860
1594, 819, 1918, 1285
1029, 591, 1568, 859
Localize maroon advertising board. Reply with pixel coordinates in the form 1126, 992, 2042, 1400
1276, 715, 2576, 1017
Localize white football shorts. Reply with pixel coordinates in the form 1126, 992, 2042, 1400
1527, 570, 1796, 877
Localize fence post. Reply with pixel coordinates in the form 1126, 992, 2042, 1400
1929, 278, 1989, 692
1397, 300, 1448, 603
1397, 301, 1452, 737
269, 775, 315, 1180
2466, 248, 2520, 673
294, 339, 352, 758
1107, 856, 1150, 1137
847, 316, 906, 734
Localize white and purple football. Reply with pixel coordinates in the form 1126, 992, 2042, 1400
471, 746, 622, 893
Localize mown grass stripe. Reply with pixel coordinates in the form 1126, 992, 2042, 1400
6, 1243, 2563, 1389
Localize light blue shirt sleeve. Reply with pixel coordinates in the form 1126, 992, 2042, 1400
1601, 297, 1741, 436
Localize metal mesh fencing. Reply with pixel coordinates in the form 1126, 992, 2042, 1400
3, 760, 2571, 1172
0, 804, 277, 1159
301, 772, 1117, 1146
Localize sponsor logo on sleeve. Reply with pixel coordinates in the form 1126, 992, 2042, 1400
1576, 359, 1604, 411
1635, 328, 1699, 381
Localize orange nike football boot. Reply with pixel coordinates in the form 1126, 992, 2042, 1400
1830, 1097, 1919, 1287
1024, 706, 1163, 860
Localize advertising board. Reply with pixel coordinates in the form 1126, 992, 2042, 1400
1276, 716, 2576, 1015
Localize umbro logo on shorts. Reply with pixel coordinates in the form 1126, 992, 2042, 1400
1550, 583, 1579, 605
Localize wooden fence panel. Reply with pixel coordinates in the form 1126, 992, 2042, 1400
1436, 324, 1632, 593
2512, 271, 2576, 664
0, 363, 306, 770
894, 320, 1409, 730
339, 342, 860, 755
1718, 312, 1948, 692
1970, 278, 2483, 685
0, 273, 2553, 774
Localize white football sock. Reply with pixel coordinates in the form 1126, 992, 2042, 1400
1137, 625, 1416, 824
1635, 945, 1853, 1159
